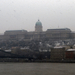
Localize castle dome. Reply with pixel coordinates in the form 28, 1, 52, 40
35, 20, 42, 26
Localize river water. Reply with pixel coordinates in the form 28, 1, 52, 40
0, 63, 75, 75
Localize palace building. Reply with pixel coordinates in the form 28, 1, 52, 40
0, 20, 75, 41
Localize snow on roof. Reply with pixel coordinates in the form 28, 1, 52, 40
54, 46, 64, 49
67, 49, 75, 51
5, 50, 11, 52
73, 44, 75, 46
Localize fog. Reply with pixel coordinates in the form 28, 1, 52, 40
0, 0, 75, 33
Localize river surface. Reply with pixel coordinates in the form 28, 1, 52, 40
0, 63, 75, 75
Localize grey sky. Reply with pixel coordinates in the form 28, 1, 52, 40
0, 0, 75, 33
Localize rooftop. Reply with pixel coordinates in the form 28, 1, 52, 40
5, 30, 27, 32
35, 20, 42, 26
67, 49, 75, 51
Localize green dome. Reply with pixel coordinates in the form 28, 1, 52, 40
35, 20, 42, 26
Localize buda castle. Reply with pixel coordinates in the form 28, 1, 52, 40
0, 20, 75, 41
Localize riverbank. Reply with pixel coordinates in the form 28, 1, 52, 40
0, 58, 75, 63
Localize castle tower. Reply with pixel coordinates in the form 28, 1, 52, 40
35, 20, 43, 32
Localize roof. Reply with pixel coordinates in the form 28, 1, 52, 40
47, 28, 71, 32
5, 30, 27, 32
54, 46, 64, 49
4, 30, 27, 35
35, 20, 42, 26
46, 28, 71, 33
67, 49, 75, 51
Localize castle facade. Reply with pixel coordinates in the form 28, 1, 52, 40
0, 20, 75, 41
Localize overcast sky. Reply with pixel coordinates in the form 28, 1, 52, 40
0, 0, 75, 33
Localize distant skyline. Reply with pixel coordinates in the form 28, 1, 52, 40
0, 0, 75, 33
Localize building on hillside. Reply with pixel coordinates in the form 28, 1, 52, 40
66, 49, 75, 59
46, 28, 71, 40
50, 47, 65, 60
0, 20, 75, 41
